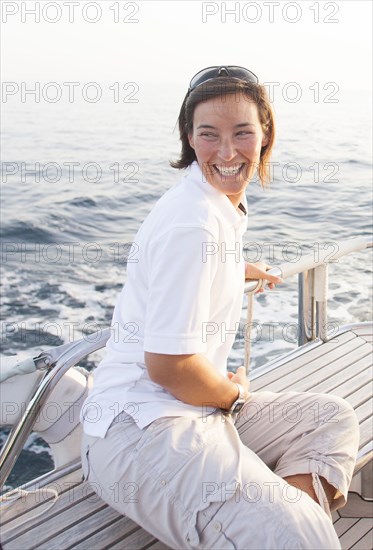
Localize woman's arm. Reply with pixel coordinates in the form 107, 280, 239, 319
145, 352, 249, 410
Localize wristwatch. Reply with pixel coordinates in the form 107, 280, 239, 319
224, 383, 247, 415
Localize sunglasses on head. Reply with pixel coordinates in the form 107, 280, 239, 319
188, 65, 259, 92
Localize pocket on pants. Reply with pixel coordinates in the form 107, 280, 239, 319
194, 501, 236, 549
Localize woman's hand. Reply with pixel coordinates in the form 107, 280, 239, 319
245, 261, 283, 293
227, 366, 250, 397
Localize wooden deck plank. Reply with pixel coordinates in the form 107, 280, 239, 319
262, 344, 371, 393
333, 517, 360, 537
283, 343, 371, 391
339, 519, 373, 549
338, 492, 373, 519
3, 483, 86, 537
3, 488, 107, 549
333, 380, 372, 409
350, 528, 373, 549
72, 515, 142, 550
358, 333, 373, 341
1, 468, 82, 528
345, 325, 373, 337
251, 332, 358, 389
37, 505, 121, 550
2, 479, 94, 540
354, 400, 373, 425
346, 383, 373, 409
359, 417, 373, 449
147, 541, 173, 550
252, 340, 371, 394
299, 354, 372, 396
352, 326, 373, 338
251, 331, 356, 384
109, 527, 157, 550
324, 376, 372, 418
353, 333, 373, 340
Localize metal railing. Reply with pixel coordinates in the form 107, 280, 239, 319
1, 237, 371, 490
243, 237, 371, 367
0, 329, 111, 490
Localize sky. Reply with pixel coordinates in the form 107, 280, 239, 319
1, 0, 372, 98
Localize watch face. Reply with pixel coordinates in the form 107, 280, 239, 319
233, 400, 245, 414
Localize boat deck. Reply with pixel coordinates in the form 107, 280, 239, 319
1, 325, 372, 549
1, 464, 372, 550
250, 325, 373, 461
332, 493, 373, 550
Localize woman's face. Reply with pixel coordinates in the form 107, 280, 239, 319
188, 93, 268, 207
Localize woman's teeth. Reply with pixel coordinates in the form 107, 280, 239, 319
215, 164, 243, 176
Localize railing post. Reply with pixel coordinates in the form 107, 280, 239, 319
298, 269, 316, 345
299, 265, 329, 344
315, 264, 329, 341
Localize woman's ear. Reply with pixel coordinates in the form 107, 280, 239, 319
261, 133, 269, 147
188, 133, 195, 149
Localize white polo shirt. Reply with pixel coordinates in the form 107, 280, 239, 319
81, 162, 248, 436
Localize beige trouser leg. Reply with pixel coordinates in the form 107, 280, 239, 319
81, 390, 359, 549
235, 390, 360, 515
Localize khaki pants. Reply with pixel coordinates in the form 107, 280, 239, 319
81, 391, 359, 549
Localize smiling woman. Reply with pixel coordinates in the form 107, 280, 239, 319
79, 66, 359, 550
188, 95, 268, 206
171, 74, 276, 189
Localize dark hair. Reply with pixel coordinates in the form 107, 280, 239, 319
170, 78, 276, 186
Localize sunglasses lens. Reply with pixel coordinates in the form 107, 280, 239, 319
189, 68, 220, 90
189, 66, 258, 91
229, 67, 258, 82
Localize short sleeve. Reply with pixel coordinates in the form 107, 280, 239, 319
143, 226, 218, 354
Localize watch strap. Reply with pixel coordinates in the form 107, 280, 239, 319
223, 383, 247, 415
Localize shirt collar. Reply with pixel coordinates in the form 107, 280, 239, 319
187, 161, 247, 229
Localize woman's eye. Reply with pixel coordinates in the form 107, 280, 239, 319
237, 131, 253, 136
199, 132, 218, 139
